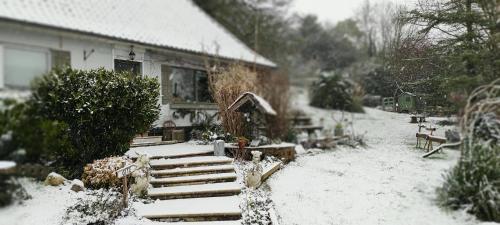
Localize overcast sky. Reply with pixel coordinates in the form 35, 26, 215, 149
290, 0, 414, 25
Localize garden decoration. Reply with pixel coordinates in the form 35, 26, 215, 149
228, 92, 277, 141
245, 151, 263, 188
116, 154, 150, 207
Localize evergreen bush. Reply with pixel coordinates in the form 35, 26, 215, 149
310, 73, 364, 113
438, 142, 500, 222
31, 67, 160, 177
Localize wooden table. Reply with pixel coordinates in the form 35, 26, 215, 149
410, 115, 426, 123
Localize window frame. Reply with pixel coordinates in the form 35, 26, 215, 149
114, 59, 142, 76
164, 66, 215, 108
1, 43, 51, 89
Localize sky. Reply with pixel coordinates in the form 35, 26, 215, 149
290, 0, 413, 25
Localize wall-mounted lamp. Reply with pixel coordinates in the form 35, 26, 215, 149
129, 45, 136, 60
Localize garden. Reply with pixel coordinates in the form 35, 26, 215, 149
0, 0, 498, 225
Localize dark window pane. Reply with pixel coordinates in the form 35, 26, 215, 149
114, 59, 141, 76
171, 68, 195, 102
51, 50, 71, 68
195, 70, 212, 102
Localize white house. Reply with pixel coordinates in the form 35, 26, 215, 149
0, 0, 276, 128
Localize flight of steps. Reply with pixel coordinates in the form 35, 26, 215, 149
136, 151, 242, 224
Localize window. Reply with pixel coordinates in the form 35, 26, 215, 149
114, 59, 141, 76
51, 49, 71, 68
169, 67, 212, 103
4, 47, 49, 88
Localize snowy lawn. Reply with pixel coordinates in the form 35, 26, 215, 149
268, 89, 494, 225
0, 178, 80, 225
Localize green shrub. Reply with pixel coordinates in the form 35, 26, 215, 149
11, 102, 74, 164
310, 73, 364, 113
30, 67, 160, 176
0, 99, 22, 159
0, 99, 74, 179
438, 142, 500, 222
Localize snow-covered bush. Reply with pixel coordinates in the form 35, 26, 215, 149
439, 80, 500, 222
438, 142, 500, 222
63, 188, 123, 225
190, 123, 235, 144
235, 156, 282, 225
82, 157, 132, 189
0, 99, 20, 159
30, 67, 160, 176
310, 72, 364, 113
241, 187, 274, 225
0, 99, 72, 165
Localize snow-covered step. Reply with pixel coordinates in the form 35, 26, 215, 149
150, 156, 233, 169
151, 172, 237, 186
148, 182, 242, 199
137, 196, 241, 220
127, 144, 214, 159
151, 164, 235, 177
152, 221, 241, 225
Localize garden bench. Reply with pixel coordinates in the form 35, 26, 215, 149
0, 161, 16, 174
415, 124, 428, 148
415, 132, 429, 148
424, 135, 447, 151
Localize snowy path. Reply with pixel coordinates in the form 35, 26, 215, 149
268, 89, 485, 225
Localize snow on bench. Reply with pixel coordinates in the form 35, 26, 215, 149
151, 164, 235, 177
0, 161, 16, 174
150, 156, 233, 169
136, 196, 241, 219
148, 182, 242, 198
126, 143, 214, 159
151, 172, 237, 185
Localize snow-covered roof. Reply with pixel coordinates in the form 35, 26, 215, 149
0, 0, 276, 68
228, 92, 277, 116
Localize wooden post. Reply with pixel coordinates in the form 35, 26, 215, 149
123, 174, 128, 208
121, 161, 128, 208
117, 162, 138, 208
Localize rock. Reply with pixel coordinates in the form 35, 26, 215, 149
70, 179, 85, 192
44, 172, 66, 186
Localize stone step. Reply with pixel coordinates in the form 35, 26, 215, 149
151, 172, 237, 187
148, 182, 242, 200
151, 164, 235, 177
137, 196, 241, 221
127, 144, 214, 159
151, 221, 241, 225
150, 156, 233, 169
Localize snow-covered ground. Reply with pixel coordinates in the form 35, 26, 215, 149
268, 88, 493, 225
0, 178, 80, 225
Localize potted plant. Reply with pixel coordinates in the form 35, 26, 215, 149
236, 137, 249, 160
334, 123, 344, 136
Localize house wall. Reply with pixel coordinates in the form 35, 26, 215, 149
0, 21, 219, 127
